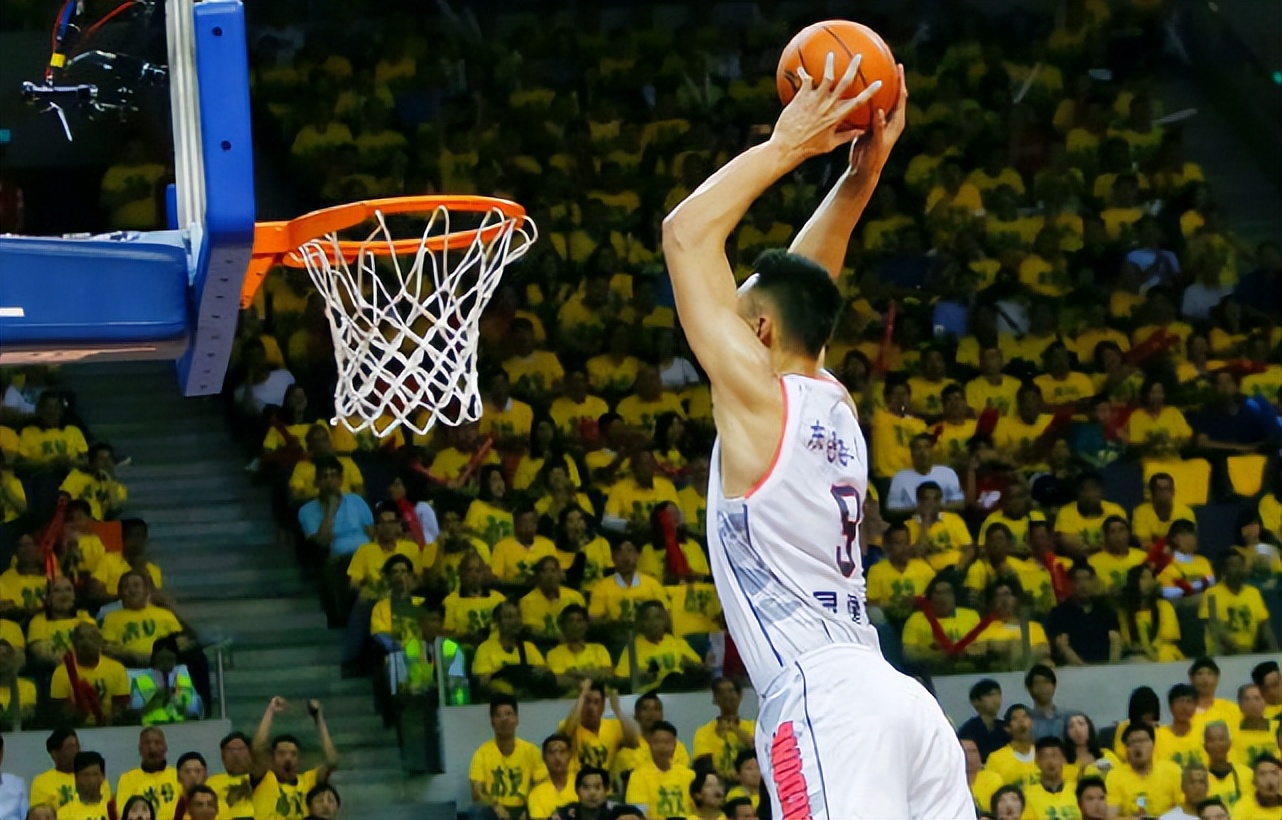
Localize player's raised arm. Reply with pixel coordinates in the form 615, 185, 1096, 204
662, 54, 881, 392
789, 64, 909, 280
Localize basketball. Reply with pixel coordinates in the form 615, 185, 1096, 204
776, 20, 900, 131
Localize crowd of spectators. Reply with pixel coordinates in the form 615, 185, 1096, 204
215, 0, 1282, 816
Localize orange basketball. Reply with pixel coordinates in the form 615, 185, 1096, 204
776, 20, 899, 132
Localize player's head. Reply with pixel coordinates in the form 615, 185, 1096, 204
737, 249, 842, 359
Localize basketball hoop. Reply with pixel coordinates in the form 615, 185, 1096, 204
248, 195, 537, 437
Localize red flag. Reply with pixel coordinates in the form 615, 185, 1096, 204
659, 506, 691, 581
915, 597, 996, 657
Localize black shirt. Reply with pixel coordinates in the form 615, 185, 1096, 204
957, 715, 1011, 763
1047, 599, 1120, 664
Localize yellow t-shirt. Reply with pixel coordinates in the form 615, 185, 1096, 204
616, 393, 686, 435
906, 512, 975, 571
20, 424, 88, 466
586, 355, 641, 394
867, 559, 937, 613
0, 568, 47, 612
1154, 724, 1207, 769
677, 487, 707, 542
101, 605, 182, 656
287, 456, 364, 502
985, 744, 1040, 788
56, 796, 111, 820
49, 655, 130, 725
26, 611, 95, 656
346, 540, 423, 592
0, 677, 36, 710
513, 454, 582, 492
615, 737, 691, 780
1034, 373, 1096, 408
1233, 794, 1282, 820
92, 554, 162, 596
1054, 502, 1128, 550
604, 478, 681, 526
1207, 762, 1253, 810
980, 510, 1048, 552
663, 583, 722, 637
490, 536, 558, 584
1106, 761, 1183, 818
116, 767, 181, 815
902, 608, 983, 652
0, 618, 22, 651
588, 573, 667, 623
936, 420, 978, 466
546, 642, 614, 676
472, 637, 547, 675
976, 619, 1050, 652
1020, 782, 1083, 820
907, 377, 951, 418
480, 399, 535, 441
442, 590, 508, 637
252, 768, 320, 820
59, 469, 128, 520
624, 763, 696, 819
426, 447, 500, 481
519, 587, 587, 638
34, 769, 112, 810
1199, 583, 1270, 653
639, 540, 711, 581
205, 772, 255, 819
966, 376, 1022, 417
692, 718, 756, 778
615, 634, 702, 691
465, 500, 515, 547
562, 718, 626, 772
370, 595, 425, 642
503, 352, 565, 401
1132, 502, 1197, 544
1127, 407, 1193, 451
1157, 555, 1215, 592
0, 471, 25, 524
527, 777, 577, 819
870, 410, 928, 479
972, 770, 1005, 816
549, 395, 611, 439
1231, 726, 1281, 769
995, 414, 1055, 471
468, 740, 543, 808
1089, 549, 1149, 596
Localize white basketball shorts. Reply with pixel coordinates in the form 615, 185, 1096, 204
754, 642, 972, 819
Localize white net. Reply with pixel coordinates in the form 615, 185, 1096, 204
296, 203, 536, 437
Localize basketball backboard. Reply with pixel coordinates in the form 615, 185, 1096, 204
0, 0, 254, 397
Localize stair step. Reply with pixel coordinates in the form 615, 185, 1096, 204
146, 546, 287, 572
132, 500, 272, 526
180, 595, 323, 620
146, 519, 275, 543
230, 642, 342, 669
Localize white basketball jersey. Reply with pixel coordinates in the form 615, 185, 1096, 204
707, 372, 880, 692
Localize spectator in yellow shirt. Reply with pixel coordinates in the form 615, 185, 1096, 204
491, 507, 558, 585
966, 347, 1022, 418
692, 678, 755, 780
902, 570, 984, 672
871, 376, 928, 480
442, 552, 508, 646
527, 733, 577, 820
472, 600, 555, 699
50, 623, 132, 726
287, 426, 365, 505
1034, 344, 1095, 412
623, 721, 696, 819
1233, 754, 1282, 820
347, 503, 422, 600
1089, 517, 1148, 598
479, 370, 535, 451
615, 601, 706, 694
560, 678, 641, 774
558, 271, 615, 360
466, 466, 515, 547
1127, 379, 1193, 457
604, 453, 680, 538
908, 483, 976, 571
1200, 551, 1272, 655
1020, 737, 1081, 820
59, 443, 127, 520
995, 384, 1056, 473
499, 315, 561, 402
18, 392, 89, 473
1133, 473, 1197, 547
617, 367, 686, 439
101, 572, 187, 667
0, 534, 49, 620
467, 695, 543, 820
549, 370, 610, 445
587, 325, 643, 399
520, 556, 587, 641
866, 524, 937, 623
1053, 474, 1128, 555
545, 605, 614, 692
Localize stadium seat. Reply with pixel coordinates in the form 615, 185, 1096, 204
1227, 454, 1268, 498
1101, 459, 1144, 514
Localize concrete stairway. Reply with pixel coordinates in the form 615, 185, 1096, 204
62, 361, 449, 819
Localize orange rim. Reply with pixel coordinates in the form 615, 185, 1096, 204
243, 195, 528, 309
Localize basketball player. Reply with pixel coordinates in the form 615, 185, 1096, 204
663, 54, 971, 818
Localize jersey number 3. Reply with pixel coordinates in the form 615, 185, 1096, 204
830, 485, 863, 577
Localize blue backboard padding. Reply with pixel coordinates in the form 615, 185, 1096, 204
176, 0, 255, 397
0, 235, 188, 345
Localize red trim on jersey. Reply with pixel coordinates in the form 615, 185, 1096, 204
771, 722, 814, 820
744, 378, 789, 500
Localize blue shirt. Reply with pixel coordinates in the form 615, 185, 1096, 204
298, 493, 373, 556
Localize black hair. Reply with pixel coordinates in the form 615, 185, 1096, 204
1148, 472, 1175, 492
1253, 661, 1281, 688
926, 569, 963, 599
884, 522, 910, 542
689, 769, 723, 803
66, 499, 93, 518
1168, 519, 1198, 541
306, 782, 342, 808
1025, 664, 1057, 689
990, 785, 1025, 814
985, 522, 1013, 541
1035, 736, 1066, 754
541, 732, 572, 756
73, 750, 105, 773
46, 728, 76, 753
1005, 703, 1030, 722
176, 751, 206, 770
220, 731, 250, 750
735, 749, 757, 770
634, 692, 662, 713
1062, 713, 1103, 765
724, 797, 755, 817
1189, 656, 1220, 677
271, 734, 302, 751
382, 554, 414, 574
748, 249, 842, 358
712, 676, 743, 694
1254, 753, 1282, 771
489, 694, 519, 717
188, 784, 218, 802
1122, 722, 1156, 744
609, 806, 647, 820
970, 679, 1002, 702
531, 555, 561, 574
88, 442, 115, 460
374, 500, 402, 519
575, 766, 609, 791
558, 603, 588, 623
1127, 686, 1161, 724
312, 454, 343, 476
121, 797, 156, 820
476, 465, 507, 503
915, 481, 943, 499
650, 720, 678, 738
1076, 776, 1107, 801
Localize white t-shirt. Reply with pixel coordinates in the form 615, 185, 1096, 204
235, 369, 295, 413
886, 465, 964, 512
1180, 282, 1231, 321
659, 357, 701, 391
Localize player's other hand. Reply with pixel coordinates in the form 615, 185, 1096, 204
849, 63, 909, 177
771, 52, 882, 161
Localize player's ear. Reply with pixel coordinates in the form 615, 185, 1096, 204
755, 314, 775, 346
